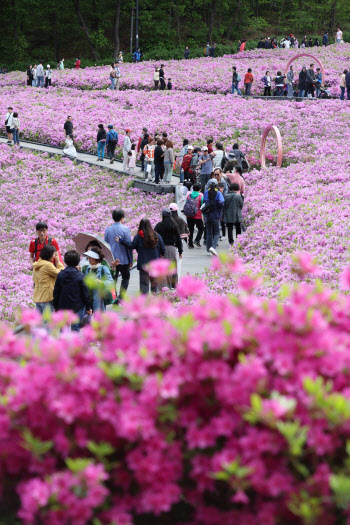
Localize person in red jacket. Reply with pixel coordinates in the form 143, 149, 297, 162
244, 68, 254, 96
29, 221, 63, 268
75, 57, 81, 69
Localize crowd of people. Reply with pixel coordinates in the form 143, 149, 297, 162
28, 134, 247, 329
231, 63, 350, 99
253, 29, 343, 50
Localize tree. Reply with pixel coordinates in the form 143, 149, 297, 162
71, 0, 100, 60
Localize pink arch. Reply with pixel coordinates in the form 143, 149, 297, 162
284, 53, 325, 86
260, 125, 283, 168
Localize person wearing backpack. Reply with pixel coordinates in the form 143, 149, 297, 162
184, 183, 204, 248
29, 221, 62, 268
106, 124, 118, 164
109, 63, 117, 90
181, 145, 194, 183
202, 180, 224, 256
231, 66, 242, 95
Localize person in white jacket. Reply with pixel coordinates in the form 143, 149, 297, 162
45, 65, 52, 88
63, 134, 77, 158
123, 129, 132, 172
5, 107, 14, 144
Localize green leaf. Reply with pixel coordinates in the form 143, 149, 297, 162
65, 457, 92, 473
22, 429, 53, 458
87, 441, 115, 459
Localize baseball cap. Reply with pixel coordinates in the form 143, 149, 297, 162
47, 65, 50, 68
125, 129, 131, 133
202, 146, 208, 151
83, 250, 100, 260
161, 208, 171, 217
207, 178, 218, 186
108, 124, 113, 129
169, 203, 178, 211
187, 145, 194, 150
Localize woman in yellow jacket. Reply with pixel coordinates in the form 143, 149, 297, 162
33, 244, 64, 314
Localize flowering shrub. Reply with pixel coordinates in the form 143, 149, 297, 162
2, 273, 350, 523
1, 84, 349, 163
2, 44, 349, 96
0, 145, 169, 323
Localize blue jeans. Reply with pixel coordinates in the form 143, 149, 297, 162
276, 86, 284, 96
340, 86, 345, 100
231, 82, 242, 95
13, 129, 19, 144
36, 76, 44, 87
298, 89, 305, 98
97, 141, 105, 159
32, 79, 36, 86
35, 301, 53, 314
205, 217, 220, 252
244, 83, 252, 95
109, 76, 116, 90
155, 164, 162, 184
316, 85, 321, 98
163, 162, 173, 183
71, 308, 86, 332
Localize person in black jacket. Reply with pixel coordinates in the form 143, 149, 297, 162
154, 209, 183, 288
184, 46, 190, 59
53, 250, 92, 331
154, 139, 164, 184
298, 66, 307, 97
257, 38, 265, 49
118, 218, 165, 294
306, 63, 315, 97
97, 123, 107, 161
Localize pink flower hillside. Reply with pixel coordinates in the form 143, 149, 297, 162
0, 145, 170, 323
1, 273, 350, 523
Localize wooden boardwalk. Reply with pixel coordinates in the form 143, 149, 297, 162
0, 137, 232, 296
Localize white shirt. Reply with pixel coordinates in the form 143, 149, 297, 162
337, 30, 343, 40
6, 112, 13, 127
212, 150, 224, 169
123, 135, 131, 155
45, 69, 52, 79
284, 40, 291, 49
59, 61, 64, 70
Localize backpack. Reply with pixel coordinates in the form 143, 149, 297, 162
183, 195, 200, 217
34, 237, 52, 260
237, 73, 241, 82
109, 131, 118, 145
181, 153, 193, 173
221, 154, 228, 170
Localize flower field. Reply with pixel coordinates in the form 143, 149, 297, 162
3, 274, 350, 524
1, 84, 349, 164
0, 145, 169, 323
2, 44, 350, 96
2, 43, 350, 525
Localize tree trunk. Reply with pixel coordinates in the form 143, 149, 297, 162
175, 0, 182, 45
72, 0, 100, 60
207, 0, 217, 43
330, 0, 336, 35
225, 0, 242, 40
92, 0, 99, 30
276, 0, 286, 37
113, 0, 121, 59
11, 0, 19, 47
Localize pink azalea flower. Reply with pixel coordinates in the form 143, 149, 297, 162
145, 258, 176, 278
176, 275, 206, 298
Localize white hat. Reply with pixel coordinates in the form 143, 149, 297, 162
83, 250, 100, 260
187, 145, 194, 150
202, 146, 208, 151
207, 178, 218, 186
47, 65, 50, 68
